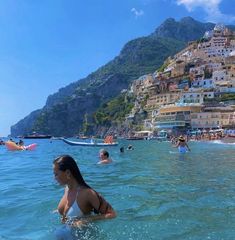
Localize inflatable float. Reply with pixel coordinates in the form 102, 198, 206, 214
5, 141, 37, 151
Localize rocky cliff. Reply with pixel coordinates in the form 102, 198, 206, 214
11, 17, 218, 137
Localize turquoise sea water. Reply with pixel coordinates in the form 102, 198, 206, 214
0, 139, 235, 240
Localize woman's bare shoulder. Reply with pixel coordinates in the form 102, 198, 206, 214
80, 187, 96, 197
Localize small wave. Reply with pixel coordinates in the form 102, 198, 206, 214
210, 140, 235, 145
169, 151, 178, 154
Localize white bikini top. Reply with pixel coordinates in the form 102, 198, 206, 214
66, 187, 84, 218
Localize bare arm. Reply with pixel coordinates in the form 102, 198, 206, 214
87, 190, 116, 220
57, 188, 69, 222
174, 141, 180, 148
97, 159, 112, 164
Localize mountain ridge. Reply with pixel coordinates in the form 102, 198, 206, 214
152, 16, 215, 41
11, 17, 226, 136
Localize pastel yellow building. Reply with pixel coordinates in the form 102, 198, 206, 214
153, 104, 202, 129
191, 106, 235, 129
146, 92, 181, 110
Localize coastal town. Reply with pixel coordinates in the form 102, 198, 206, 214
122, 24, 235, 141
1, 3, 235, 238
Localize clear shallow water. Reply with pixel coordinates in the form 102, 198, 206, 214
0, 139, 235, 240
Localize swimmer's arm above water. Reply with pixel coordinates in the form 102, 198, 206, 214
186, 143, 191, 151
173, 141, 180, 147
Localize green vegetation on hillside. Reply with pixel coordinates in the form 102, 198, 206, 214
220, 93, 235, 101
93, 94, 134, 127
204, 93, 235, 104
77, 36, 185, 91
32, 112, 50, 134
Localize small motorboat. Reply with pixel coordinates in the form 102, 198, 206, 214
62, 138, 118, 147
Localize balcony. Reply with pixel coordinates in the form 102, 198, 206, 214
154, 121, 186, 129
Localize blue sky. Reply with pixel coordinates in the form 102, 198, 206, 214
0, 0, 235, 136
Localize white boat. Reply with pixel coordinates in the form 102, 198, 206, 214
62, 138, 118, 147
148, 130, 168, 141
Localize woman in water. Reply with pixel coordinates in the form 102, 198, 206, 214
53, 155, 116, 228
176, 136, 191, 153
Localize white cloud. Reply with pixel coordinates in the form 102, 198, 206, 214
176, 0, 235, 23
131, 8, 144, 18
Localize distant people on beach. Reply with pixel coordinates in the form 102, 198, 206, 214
175, 136, 191, 153
98, 149, 112, 164
53, 155, 116, 230
127, 144, 134, 151
170, 136, 178, 145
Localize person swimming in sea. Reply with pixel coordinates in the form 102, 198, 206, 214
175, 135, 191, 153
126, 145, 134, 151
119, 147, 124, 153
97, 149, 112, 164
53, 155, 116, 239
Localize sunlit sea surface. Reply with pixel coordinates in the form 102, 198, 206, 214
0, 139, 235, 240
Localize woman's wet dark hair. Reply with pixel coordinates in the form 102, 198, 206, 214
53, 155, 90, 188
